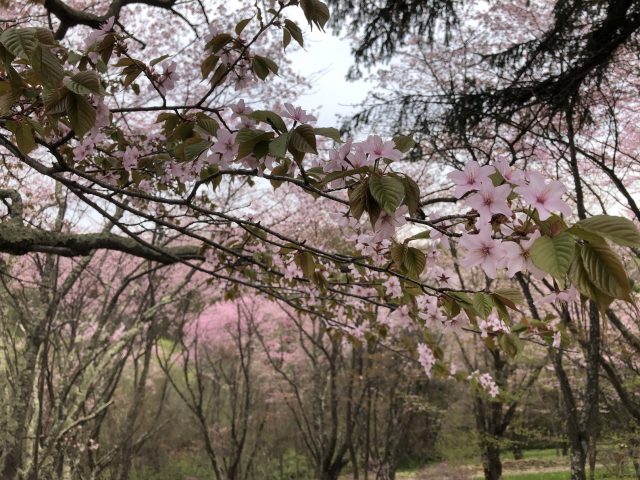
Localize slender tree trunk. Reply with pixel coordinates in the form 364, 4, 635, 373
2, 335, 42, 480
481, 440, 502, 480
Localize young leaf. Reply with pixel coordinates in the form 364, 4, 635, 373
368, 174, 405, 214
314, 127, 342, 143
65, 93, 96, 136
30, 44, 64, 87
294, 251, 316, 279
252, 55, 278, 80
289, 124, 317, 154
250, 110, 288, 133
63, 70, 104, 95
529, 232, 575, 279
0, 28, 36, 58
300, 0, 330, 30
574, 215, 640, 248
580, 242, 632, 302
403, 247, 426, 277
235, 18, 252, 35
401, 175, 421, 215
284, 20, 304, 47
269, 133, 289, 158
473, 293, 494, 319
393, 134, 415, 153
15, 119, 37, 154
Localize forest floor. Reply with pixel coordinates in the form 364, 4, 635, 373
393, 447, 634, 479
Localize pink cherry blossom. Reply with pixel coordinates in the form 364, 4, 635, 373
383, 276, 402, 298
502, 231, 545, 278
493, 158, 525, 185
122, 146, 140, 172
417, 343, 436, 378
458, 227, 504, 278
373, 205, 408, 241
448, 161, 495, 198
465, 182, 513, 222
361, 135, 403, 162
211, 129, 239, 166
347, 145, 373, 168
84, 16, 115, 50
514, 171, 572, 220
324, 138, 353, 173
282, 103, 317, 124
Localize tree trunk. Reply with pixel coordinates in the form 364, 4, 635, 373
570, 446, 587, 480
481, 442, 502, 480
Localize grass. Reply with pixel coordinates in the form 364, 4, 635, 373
504, 472, 569, 480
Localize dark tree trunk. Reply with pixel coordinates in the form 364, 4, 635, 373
481, 441, 502, 480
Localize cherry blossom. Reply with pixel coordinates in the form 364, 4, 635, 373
458, 227, 504, 278
383, 276, 402, 298
361, 135, 403, 162
448, 160, 495, 198
465, 182, 513, 222
282, 103, 317, 124
515, 171, 572, 220
122, 146, 140, 172
211, 130, 239, 166
323, 139, 353, 173
373, 205, 409, 241
347, 144, 374, 168
417, 343, 436, 378
502, 231, 546, 279
494, 158, 525, 185
84, 16, 115, 50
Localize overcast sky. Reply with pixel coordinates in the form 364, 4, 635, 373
284, 8, 372, 127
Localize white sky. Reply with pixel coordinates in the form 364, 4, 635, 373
284, 9, 372, 127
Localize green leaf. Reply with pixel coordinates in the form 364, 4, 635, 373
14, 119, 37, 154
206, 33, 233, 53
300, 0, 330, 30
473, 293, 494, 319
65, 93, 96, 136
150, 54, 171, 67
284, 20, 304, 47
393, 134, 415, 153
289, 124, 317, 154
294, 252, 315, 279
182, 139, 212, 162
319, 166, 369, 187
574, 215, 640, 248
252, 55, 278, 80
236, 128, 274, 159
401, 175, 420, 215
368, 174, 405, 214
0, 28, 36, 58
529, 233, 576, 279
500, 333, 522, 358
569, 246, 614, 312
63, 70, 104, 95
43, 87, 69, 114
195, 113, 219, 136
201, 54, 220, 79
404, 230, 431, 243
492, 288, 523, 309
250, 110, 287, 133
268, 133, 289, 158
235, 18, 252, 35
348, 180, 368, 220
282, 28, 292, 49
30, 44, 64, 87
314, 127, 342, 143
390, 243, 407, 266
580, 242, 632, 301
404, 247, 426, 277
